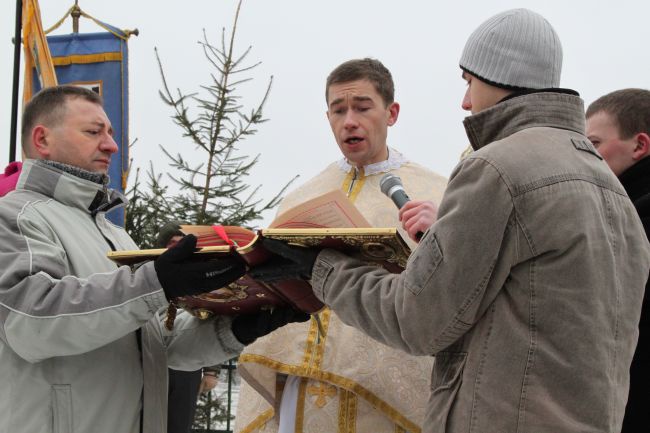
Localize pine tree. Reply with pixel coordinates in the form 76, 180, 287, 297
125, 0, 295, 248
124, 1, 294, 430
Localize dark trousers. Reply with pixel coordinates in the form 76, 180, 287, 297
167, 368, 202, 433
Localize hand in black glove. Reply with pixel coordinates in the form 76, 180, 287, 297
231, 307, 310, 345
154, 234, 246, 300
248, 238, 320, 282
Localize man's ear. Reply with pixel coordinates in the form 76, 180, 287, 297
387, 102, 400, 127
31, 125, 51, 158
632, 132, 650, 161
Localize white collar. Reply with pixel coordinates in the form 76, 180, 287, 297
336, 147, 408, 176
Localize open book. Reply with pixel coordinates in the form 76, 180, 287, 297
108, 190, 410, 318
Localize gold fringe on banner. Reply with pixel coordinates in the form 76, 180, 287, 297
22, 0, 58, 103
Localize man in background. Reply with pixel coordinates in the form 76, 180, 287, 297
157, 221, 222, 433
586, 88, 650, 431
235, 58, 446, 433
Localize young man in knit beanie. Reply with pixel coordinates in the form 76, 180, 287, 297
250, 8, 650, 433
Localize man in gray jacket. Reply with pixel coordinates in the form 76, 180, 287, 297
253, 9, 650, 433
0, 85, 306, 433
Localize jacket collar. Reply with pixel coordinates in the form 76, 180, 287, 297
619, 156, 650, 203
463, 91, 586, 151
16, 159, 126, 215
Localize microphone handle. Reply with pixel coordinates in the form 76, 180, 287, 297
391, 190, 411, 209
391, 190, 425, 241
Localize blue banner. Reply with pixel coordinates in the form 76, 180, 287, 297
33, 29, 130, 226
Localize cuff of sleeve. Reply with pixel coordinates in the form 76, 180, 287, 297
214, 316, 246, 355
138, 261, 168, 312
311, 249, 339, 303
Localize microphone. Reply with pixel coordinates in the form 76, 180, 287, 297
379, 173, 424, 241
380, 173, 411, 208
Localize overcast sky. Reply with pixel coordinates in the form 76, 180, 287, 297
1, 0, 649, 226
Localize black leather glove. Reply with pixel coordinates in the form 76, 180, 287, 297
248, 238, 319, 282
231, 307, 310, 345
154, 234, 246, 300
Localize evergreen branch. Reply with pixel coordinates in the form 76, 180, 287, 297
155, 48, 205, 149
230, 45, 254, 69
232, 61, 262, 75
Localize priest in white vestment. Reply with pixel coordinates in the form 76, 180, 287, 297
235, 58, 447, 433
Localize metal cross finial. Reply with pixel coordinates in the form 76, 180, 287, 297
71, 1, 81, 33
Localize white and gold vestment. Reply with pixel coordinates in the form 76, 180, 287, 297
235, 149, 447, 433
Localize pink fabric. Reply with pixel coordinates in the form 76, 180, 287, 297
0, 161, 22, 197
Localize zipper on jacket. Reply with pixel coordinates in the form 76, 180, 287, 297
90, 213, 145, 433
94, 218, 117, 252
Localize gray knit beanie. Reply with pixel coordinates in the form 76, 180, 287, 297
459, 9, 562, 89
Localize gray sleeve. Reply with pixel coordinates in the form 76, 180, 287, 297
162, 311, 244, 371
311, 157, 517, 355
0, 207, 168, 363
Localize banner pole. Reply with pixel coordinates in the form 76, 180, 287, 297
9, 0, 23, 163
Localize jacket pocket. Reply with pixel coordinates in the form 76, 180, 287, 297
428, 352, 466, 427
404, 232, 443, 296
51, 384, 73, 433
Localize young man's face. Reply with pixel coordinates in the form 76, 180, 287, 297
326, 79, 399, 167
461, 71, 511, 114
37, 97, 118, 174
586, 110, 639, 176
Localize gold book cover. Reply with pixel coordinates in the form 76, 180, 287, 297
107, 191, 410, 318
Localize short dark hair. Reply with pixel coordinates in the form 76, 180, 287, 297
21, 85, 103, 154
586, 88, 650, 139
156, 220, 188, 248
325, 58, 395, 107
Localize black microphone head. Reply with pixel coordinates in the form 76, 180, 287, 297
379, 173, 403, 196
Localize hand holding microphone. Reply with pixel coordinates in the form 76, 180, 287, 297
380, 174, 438, 242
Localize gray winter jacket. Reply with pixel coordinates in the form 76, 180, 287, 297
311, 92, 650, 433
0, 160, 244, 433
